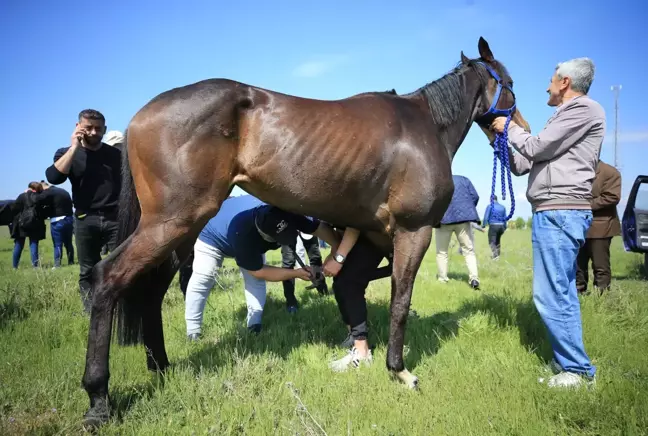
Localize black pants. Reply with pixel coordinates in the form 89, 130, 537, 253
576, 237, 612, 294
488, 224, 506, 258
333, 236, 384, 341
178, 249, 195, 299
281, 236, 324, 306
75, 213, 119, 312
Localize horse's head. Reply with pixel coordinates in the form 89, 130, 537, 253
465, 37, 531, 142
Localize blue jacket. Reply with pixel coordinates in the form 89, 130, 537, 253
483, 201, 507, 228
440, 175, 480, 225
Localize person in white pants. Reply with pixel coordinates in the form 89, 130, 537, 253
435, 175, 482, 290
184, 195, 342, 341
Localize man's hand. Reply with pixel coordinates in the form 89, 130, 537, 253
490, 117, 517, 134
294, 267, 313, 281
323, 256, 343, 277
71, 126, 87, 148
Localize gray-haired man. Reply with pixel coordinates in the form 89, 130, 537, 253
492, 58, 605, 389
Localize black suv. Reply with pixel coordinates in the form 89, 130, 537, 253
621, 175, 648, 274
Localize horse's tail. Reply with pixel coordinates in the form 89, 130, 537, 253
113, 130, 146, 346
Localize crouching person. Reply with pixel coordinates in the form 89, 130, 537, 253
184, 195, 341, 340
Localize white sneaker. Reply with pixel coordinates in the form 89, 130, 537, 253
329, 347, 372, 372
547, 372, 595, 389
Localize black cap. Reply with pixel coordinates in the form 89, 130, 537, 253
254, 206, 299, 246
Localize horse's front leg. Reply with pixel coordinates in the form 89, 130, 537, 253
386, 225, 432, 388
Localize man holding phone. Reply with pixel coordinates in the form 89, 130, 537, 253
45, 109, 122, 313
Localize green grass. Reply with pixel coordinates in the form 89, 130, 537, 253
1, 226, 647, 435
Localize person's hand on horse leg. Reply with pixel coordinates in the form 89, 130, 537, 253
311, 266, 329, 295
294, 266, 313, 282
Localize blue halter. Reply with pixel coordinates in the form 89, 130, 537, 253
475, 61, 516, 221
475, 61, 516, 117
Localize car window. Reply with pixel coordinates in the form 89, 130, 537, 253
637, 183, 648, 210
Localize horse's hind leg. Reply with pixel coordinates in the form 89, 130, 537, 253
81, 219, 204, 427
386, 225, 432, 388
142, 239, 196, 372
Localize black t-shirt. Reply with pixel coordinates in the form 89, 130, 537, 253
45, 144, 121, 215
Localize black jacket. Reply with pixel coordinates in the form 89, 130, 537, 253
40, 186, 74, 218
0, 199, 14, 226
10, 191, 47, 241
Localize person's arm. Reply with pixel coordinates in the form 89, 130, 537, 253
507, 145, 532, 176
46, 127, 86, 184
311, 221, 342, 251
323, 227, 360, 277
507, 102, 596, 163
482, 205, 491, 228
46, 147, 77, 184
247, 264, 311, 282
467, 180, 479, 206
590, 168, 622, 211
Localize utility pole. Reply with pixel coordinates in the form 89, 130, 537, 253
611, 85, 622, 169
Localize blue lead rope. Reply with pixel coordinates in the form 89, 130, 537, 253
489, 115, 516, 221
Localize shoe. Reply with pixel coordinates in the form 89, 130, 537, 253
286, 305, 298, 314
437, 277, 449, 283
329, 347, 373, 372
547, 371, 595, 389
492, 256, 500, 261
187, 333, 201, 342
340, 333, 354, 349
248, 324, 262, 334
470, 279, 480, 290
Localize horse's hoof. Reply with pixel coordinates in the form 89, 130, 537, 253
82, 406, 111, 430
390, 369, 420, 390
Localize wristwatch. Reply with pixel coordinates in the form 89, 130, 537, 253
334, 253, 346, 264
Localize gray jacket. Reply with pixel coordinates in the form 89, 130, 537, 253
507, 95, 606, 212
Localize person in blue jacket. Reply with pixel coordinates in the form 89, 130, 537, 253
482, 195, 508, 259
435, 175, 481, 289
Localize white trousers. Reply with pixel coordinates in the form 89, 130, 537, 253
184, 238, 266, 334
435, 223, 479, 282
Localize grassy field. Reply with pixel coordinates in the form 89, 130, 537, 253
0, 225, 647, 435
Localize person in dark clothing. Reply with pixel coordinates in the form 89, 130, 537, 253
39, 181, 75, 267
435, 175, 481, 289
482, 195, 508, 259
0, 199, 15, 229
178, 249, 194, 298
100, 130, 125, 256
576, 161, 622, 294
281, 232, 328, 313
325, 227, 386, 372
10, 182, 48, 269
45, 109, 121, 313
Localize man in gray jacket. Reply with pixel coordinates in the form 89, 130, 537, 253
492, 57, 604, 389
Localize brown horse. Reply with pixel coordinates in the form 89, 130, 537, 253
81, 37, 529, 426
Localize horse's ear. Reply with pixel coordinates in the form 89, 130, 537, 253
478, 37, 494, 62
460, 51, 470, 65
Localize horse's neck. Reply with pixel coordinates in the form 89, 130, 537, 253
437, 70, 483, 161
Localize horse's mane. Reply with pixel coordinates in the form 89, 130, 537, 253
410, 59, 504, 127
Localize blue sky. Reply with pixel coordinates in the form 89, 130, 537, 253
1, 0, 646, 219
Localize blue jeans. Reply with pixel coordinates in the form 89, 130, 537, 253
532, 210, 595, 378
51, 216, 75, 267
13, 238, 39, 268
